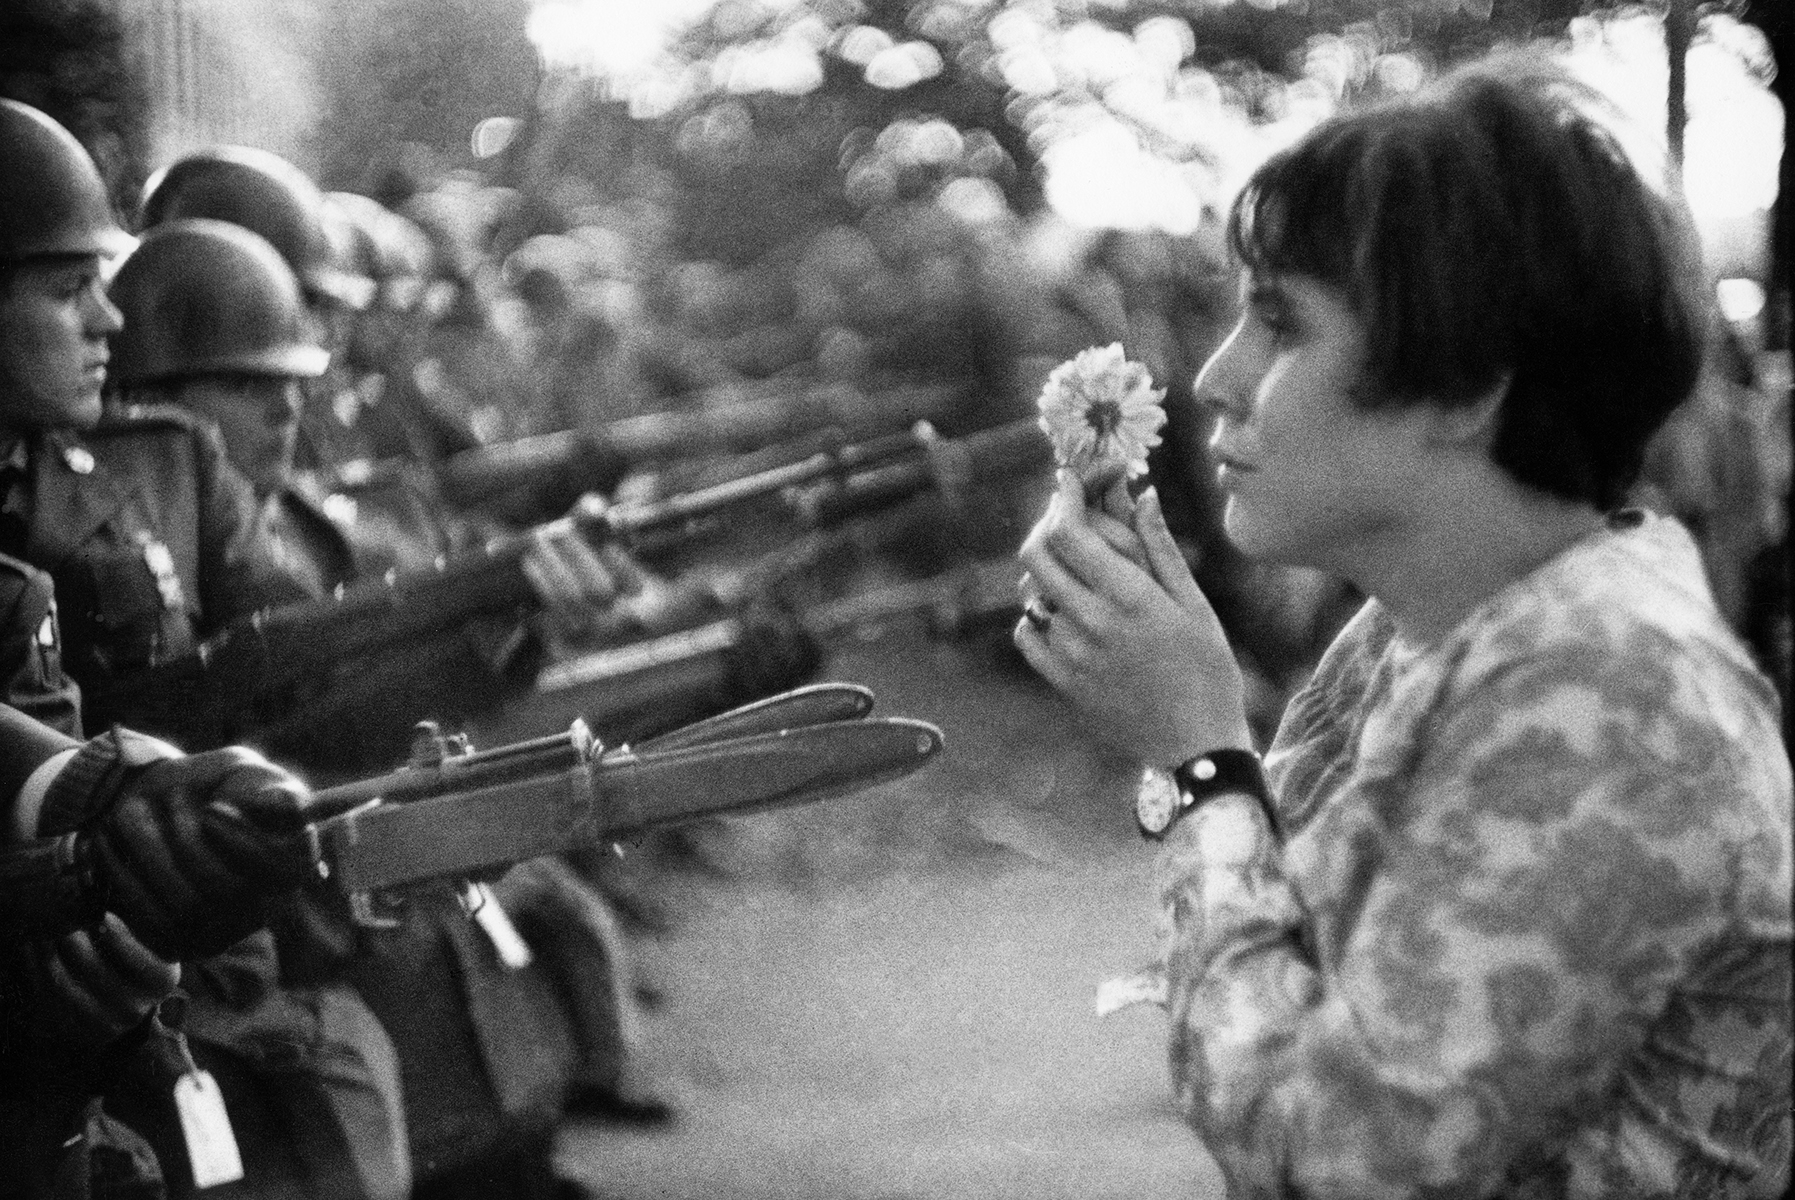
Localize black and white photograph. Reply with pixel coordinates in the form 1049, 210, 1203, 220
0, 0, 1789, 1196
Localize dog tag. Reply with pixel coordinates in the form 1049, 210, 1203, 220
174, 1069, 244, 1188
468, 881, 534, 970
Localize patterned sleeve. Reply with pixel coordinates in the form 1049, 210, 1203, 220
1155, 635, 1778, 1198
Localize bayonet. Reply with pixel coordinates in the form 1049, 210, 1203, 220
303, 685, 943, 898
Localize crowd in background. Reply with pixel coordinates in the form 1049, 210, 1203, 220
285, 129, 1792, 726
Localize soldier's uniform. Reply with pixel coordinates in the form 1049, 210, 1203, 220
228, 475, 624, 1199
0, 555, 166, 1200
26, 408, 596, 1200
0, 551, 81, 737
2, 405, 413, 1200
8, 409, 276, 697
226, 470, 530, 773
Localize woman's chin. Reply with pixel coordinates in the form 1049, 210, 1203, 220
1222, 507, 1310, 568
1222, 505, 1274, 560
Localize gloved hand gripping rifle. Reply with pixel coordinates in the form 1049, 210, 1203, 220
2, 684, 943, 944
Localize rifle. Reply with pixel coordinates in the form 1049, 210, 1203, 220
499, 557, 1024, 741
82, 419, 1049, 749
3, 685, 944, 941
303, 683, 942, 922
428, 379, 971, 514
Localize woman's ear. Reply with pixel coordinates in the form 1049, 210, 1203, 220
1421, 374, 1511, 452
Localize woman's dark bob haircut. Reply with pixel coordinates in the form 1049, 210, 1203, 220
1228, 55, 1708, 509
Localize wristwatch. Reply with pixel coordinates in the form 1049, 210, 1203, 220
1135, 748, 1278, 840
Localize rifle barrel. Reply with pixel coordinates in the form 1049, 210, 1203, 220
435, 381, 968, 508
534, 558, 1023, 697
602, 425, 931, 536
787, 418, 1048, 528
305, 721, 593, 822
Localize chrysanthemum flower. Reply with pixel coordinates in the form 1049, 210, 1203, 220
1036, 343, 1167, 488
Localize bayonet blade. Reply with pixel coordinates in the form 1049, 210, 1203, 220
313, 717, 943, 891
632, 681, 874, 752
602, 717, 939, 833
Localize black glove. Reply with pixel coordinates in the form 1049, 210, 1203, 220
83, 745, 315, 961
21, 913, 183, 1049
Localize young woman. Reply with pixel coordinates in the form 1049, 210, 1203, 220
1016, 59, 1792, 1198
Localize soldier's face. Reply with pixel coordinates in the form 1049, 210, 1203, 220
178, 375, 302, 496
0, 255, 123, 432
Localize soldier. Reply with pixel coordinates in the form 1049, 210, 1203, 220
0, 94, 413, 1200
321, 192, 439, 473
136, 145, 380, 474
0, 700, 319, 1200
141, 152, 534, 475
0, 522, 312, 1198
100, 213, 645, 1195
103, 215, 659, 763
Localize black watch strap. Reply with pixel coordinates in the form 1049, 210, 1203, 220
1139, 748, 1281, 841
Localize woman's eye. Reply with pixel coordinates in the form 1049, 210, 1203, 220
1248, 313, 1283, 346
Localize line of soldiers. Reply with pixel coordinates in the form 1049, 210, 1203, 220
0, 96, 834, 1200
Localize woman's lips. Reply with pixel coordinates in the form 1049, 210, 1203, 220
1214, 456, 1254, 489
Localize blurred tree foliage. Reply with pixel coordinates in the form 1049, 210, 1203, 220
312, 0, 542, 197
517, 0, 1743, 265
0, 0, 152, 214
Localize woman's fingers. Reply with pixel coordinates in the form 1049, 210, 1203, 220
1012, 612, 1083, 690
1084, 506, 1146, 569
1018, 533, 1110, 632
1134, 488, 1204, 606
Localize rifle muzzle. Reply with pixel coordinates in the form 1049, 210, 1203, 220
787, 418, 1050, 527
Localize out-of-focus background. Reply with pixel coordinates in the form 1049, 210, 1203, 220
5, 0, 1787, 1194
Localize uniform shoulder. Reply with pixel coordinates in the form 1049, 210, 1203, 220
79, 402, 230, 472
90, 400, 214, 438
0, 551, 51, 625
0, 550, 49, 583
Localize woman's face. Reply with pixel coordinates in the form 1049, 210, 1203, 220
177, 374, 301, 496
1194, 271, 1431, 573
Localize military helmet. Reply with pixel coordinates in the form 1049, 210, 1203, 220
107, 219, 330, 385
0, 98, 131, 264
138, 146, 373, 310
327, 191, 433, 312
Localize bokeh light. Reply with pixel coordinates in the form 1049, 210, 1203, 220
527, 0, 1783, 264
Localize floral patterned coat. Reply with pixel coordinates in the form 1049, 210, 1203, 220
1155, 510, 1792, 1198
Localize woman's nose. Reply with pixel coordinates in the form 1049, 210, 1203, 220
1192, 325, 1254, 421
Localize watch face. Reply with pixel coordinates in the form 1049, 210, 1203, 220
1135, 766, 1181, 834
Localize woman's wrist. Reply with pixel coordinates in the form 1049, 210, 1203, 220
1164, 712, 1256, 767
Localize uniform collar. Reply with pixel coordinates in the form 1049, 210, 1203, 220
20, 427, 135, 570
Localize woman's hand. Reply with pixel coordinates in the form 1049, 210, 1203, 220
1015, 472, 1252, 765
